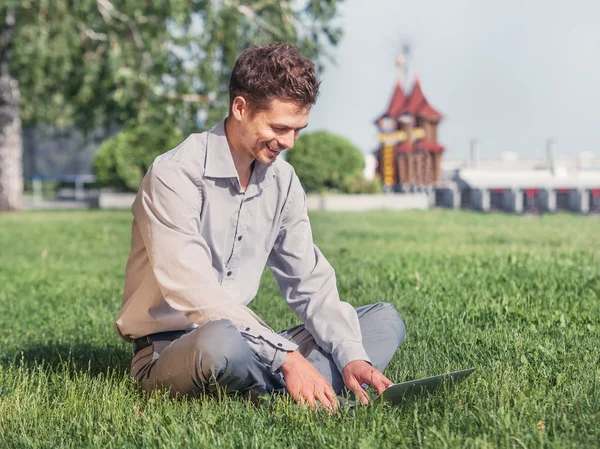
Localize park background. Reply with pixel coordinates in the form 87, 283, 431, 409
1, 1, 599, 448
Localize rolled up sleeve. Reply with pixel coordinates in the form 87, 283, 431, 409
267, 173, 371, 373
134, 159, 297, 371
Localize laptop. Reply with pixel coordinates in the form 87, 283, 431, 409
373, 368, 476, 406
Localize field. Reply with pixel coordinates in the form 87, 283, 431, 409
0, 210, 599, 448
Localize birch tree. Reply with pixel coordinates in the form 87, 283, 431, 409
0, 0, 343, 211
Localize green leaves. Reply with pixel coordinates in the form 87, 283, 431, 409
92, 121, 184, 192
8, 0, 344, 133
286, 131, 365, 193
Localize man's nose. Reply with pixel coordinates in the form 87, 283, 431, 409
279, 130, 296, 150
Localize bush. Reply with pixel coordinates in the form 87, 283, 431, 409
342, 172, 383, 194
92, 123, 184, 192
286, 131, 365, 192
23, 179, 60, 199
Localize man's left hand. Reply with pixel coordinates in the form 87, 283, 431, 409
342, 360, 393, 405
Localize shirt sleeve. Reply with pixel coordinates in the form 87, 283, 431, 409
133, 159, 297, 372
267, 172, 371, 374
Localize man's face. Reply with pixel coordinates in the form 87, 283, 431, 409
239, 99, 310, 165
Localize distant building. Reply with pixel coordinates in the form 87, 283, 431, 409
22, 125, 118, 180
437, 142, 600, 214
374, 59, 445, 191
367, 57, 599, 214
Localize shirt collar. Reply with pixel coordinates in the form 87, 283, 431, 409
204, 120, 238, 179
246, 158, 275, 198
204, 119, 275, 195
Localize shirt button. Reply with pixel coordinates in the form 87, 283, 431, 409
245, 327, 250, 331
278, 343, 283, 347
238, 236, 242, 241
227, 271, 232, 276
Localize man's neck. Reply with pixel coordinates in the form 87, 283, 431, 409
224, 117, 255, 182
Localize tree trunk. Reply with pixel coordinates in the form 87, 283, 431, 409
0, 9, 23, 212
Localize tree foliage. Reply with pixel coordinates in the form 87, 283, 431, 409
342, 171, 382, 194
92, 121, 183, 192
0, 0, 344, 209
286, 131, 365, 193
5, 0, 344, 133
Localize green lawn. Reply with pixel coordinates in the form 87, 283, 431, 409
0, 210, 599, 448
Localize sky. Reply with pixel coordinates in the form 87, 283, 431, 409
308, 0, 600, 159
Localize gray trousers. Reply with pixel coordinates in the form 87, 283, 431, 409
131, 302, 406, 397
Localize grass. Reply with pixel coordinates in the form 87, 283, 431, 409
0, 209, 599, 448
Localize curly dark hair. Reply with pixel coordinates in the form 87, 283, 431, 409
229, 42, 320, 113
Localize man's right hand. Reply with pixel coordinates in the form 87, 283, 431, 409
279, 351, 339, 411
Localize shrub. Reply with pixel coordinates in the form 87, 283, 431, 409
342, 172, 383, 194
92, 123, 183, 192
286, 131, 365, 192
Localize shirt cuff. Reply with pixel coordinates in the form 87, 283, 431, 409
241, 327, 298, 372
271, 348, 289, 373
332, 340, 371, 374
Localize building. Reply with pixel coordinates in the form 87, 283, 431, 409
437, 142, 600, 214
374, 63, 445, 191
369, 58, 600, 214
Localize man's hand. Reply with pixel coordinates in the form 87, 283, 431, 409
342, 360, 393, 405
279, 351, 339, 412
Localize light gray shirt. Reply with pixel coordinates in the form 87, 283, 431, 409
115, 120, 371, 373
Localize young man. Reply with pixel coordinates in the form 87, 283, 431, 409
115, 43, 405, 410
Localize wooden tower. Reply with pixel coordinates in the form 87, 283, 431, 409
375, 60, 445, 191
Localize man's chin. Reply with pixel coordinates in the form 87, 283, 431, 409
254, 150, 279, 165
258, 157, 276, 165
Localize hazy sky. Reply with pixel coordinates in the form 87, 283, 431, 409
308, 0, 600, 159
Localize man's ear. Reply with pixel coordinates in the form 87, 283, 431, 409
230, 96, 249, 121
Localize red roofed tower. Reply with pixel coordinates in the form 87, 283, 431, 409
375, 61, 445, 191
404, 77, 445, 187
402, 77, 443, 120
384, 82, 408, 118
374, 81, 408, 187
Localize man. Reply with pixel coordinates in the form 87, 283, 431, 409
115, 43, 405, 411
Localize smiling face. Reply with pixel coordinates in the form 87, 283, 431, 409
234, 98, 310, 165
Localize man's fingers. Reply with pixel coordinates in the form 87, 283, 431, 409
315, 389, 334, 412
281, 350, 341, 412
372, 377, 387, 395
365, 369, 393, 394
348, 377, 369, 405
305, 391, 317, 409
380, 373, 394, 388
325, 387, 340, 411
291, 387, 313, 409
357, 386, 370, 405
290, 389, 306, 406
372, 371, 394, 394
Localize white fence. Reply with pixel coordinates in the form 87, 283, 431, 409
306, 193, 431, 212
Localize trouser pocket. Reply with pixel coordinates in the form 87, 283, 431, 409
130, 345, 155, 381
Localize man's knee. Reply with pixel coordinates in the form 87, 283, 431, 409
190, 320, 255, 381
368, 302, 406, 348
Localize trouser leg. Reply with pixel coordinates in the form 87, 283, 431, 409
130, 303, 405, 398
131, 319, 285, 397
278, 302, 406, 394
